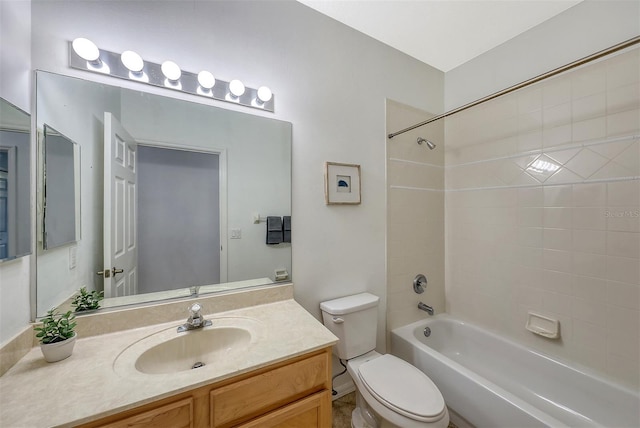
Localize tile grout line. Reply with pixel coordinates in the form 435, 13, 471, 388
447, 175, 640, 192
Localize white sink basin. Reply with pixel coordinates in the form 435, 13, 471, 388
114, 317, 263, 376
136, 327, 251, 374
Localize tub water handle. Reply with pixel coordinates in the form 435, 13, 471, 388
413, 274, 427, 294
332, 317, 344, 324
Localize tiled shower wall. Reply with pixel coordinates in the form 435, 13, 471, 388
386, 100, 445, 339
445, 47, 639, 388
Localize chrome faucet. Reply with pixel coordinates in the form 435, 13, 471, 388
177, 303, 212, 332
418, 302, 434, 316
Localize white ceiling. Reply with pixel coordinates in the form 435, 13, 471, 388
297, 0, 583, 72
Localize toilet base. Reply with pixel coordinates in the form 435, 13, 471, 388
351, 389, 404, 428
352, 388, 379, 428
351, 406, 376, 428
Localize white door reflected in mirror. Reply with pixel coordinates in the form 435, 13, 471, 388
103, 112, 138, 298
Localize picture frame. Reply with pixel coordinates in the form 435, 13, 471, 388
324, 162, 361, 205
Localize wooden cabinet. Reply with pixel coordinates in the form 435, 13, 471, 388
237, 391, 331, 428
80, 347, 332, 428
210, 351, 329, 427
97, 398, 194, 428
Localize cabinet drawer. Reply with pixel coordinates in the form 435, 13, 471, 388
98, 397, 193, 428
237, 390, 331, 428
210, 352, 329, 427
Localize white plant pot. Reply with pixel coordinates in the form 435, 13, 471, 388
40, 333, 77, 363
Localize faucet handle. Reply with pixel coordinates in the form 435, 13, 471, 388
189, 303, 202, 316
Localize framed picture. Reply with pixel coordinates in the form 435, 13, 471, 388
324, 162, 361, 205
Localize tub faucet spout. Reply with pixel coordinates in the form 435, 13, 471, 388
418, 302, 434, 315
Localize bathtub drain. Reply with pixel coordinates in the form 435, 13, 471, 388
423, 327, 431, 337
192, 362, 205, 369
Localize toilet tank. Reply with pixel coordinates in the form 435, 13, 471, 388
320, 293, 379, 360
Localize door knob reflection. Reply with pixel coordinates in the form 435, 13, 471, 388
97, 269, 111, 278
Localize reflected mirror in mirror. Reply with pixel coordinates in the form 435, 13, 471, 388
0, 98, 31, 262
42, 125, 81, 250
35, 71, 292, 318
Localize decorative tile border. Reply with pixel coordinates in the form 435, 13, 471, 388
446, 134, 639, 168
447, 175, 640, 193
446, 134, 639, 191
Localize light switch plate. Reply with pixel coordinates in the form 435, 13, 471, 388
69, 246, 77, 270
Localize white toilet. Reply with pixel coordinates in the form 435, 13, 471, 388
321, 293, 449, 428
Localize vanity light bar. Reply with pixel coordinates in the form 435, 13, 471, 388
68, 40, 275, 112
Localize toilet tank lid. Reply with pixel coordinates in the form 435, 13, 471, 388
320, 293, 379, 315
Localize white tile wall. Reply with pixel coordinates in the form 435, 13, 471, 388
386, 100, 445, 338
445, 47, 640, 388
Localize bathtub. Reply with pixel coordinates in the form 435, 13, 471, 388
391, 315, 640, 428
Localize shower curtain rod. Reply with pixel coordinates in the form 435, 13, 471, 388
388, 36, 640, 140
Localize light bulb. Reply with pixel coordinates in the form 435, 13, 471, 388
257, 86, 273, 103
121, 50, 144, 73
197, 71, 216, 89
161, 60, 181, 81
229, 79, 245, 97
72, 38, 100, 62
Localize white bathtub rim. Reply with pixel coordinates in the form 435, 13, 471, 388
391, 316, 570, 428
393, 313, 640, 398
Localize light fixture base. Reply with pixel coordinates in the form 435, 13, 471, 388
68, 41, 274, 112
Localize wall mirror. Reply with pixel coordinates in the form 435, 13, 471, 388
0, 97, 31, 262
35, 71, 292, 318
41, 125, 81, 250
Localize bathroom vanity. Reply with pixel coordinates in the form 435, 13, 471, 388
80, 348, 332, 428
0, 285, 338, 428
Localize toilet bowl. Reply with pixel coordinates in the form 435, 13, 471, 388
320, 293, 449, 428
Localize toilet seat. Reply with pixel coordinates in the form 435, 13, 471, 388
357, 354, 446, 423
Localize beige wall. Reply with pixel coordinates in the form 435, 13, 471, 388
25, 0, 444, 351
445, 0, 639, 110
445, 46, 639, 388
386, 100, 445, 341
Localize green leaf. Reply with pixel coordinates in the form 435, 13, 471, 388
36, 306, 76, 344
72, 288, 104, 312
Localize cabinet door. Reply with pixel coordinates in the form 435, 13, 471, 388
97, 398, 193, 428
237, 391, 331, 428
210, 352, 329, 427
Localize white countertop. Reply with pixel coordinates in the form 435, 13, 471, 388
0, 299, 337, 428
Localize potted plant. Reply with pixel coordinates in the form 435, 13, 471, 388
71, 287, 104, 312
34, 308, 77, 362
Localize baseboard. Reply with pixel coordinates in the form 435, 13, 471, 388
331, 379, 355, 400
